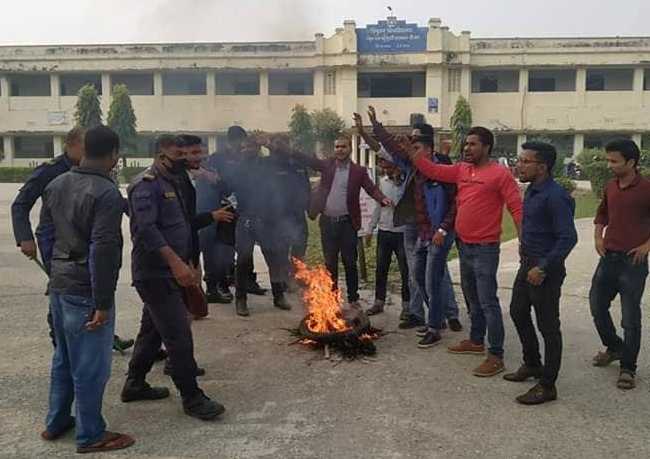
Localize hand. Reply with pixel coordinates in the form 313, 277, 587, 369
19, 240, 37, 259
85, 309, 109, 331
595, 237, 606, 257
526, 267, 546, 286
628, 242, 650, 265
367, 106, 378, 126
432, 231, 445, 247
380, 197, 393, 207
211, 207, 235, 223
353, 113, 364, 132
191, 263, 203, 285
171, 260, 199, 287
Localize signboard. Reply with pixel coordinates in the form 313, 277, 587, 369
47, 111, 66, 125
427, 97, 439, 113
357, 18, 428, 54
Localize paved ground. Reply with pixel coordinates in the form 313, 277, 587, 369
1, 182, 649, 459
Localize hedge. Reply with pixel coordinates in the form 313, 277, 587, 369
0, 167, 37, 183
577, 148, 650, 197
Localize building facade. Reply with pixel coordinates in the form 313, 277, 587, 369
1, 17, 649, 166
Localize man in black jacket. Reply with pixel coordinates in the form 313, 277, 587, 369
40, 126, 134, 454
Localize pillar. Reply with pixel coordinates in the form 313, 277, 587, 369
260, 70, 269, 96
576, 68, 586, 105
632, 133, 642, 148
101, 73, 111, 114
53, 136, 64, 156
633, 68, 645, 93
516, 134, 527, 154
208, 135, 217, 153
2, 136, 14, 165
153, 72, 163, 96
50, 74, 61, 109
206, 72, 216, 96
573, 133, 584, 158
0, 75, 8, 98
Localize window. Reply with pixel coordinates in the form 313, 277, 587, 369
215, 72, 260, 95
324, 71, 336, 95
526, 134, 575, 157
586, 69, 634, 91
471, 70, 519, 93
493, 134, 518, 159
448, 68, 462, 93
584, 134, 631, 149
0, 136, 4, 160
644, 69, 650, 91
111, 73, 154, 96
162, 72, 207, 95
528, 70, 576, 92
10, 74, 51, 97
14, 135, 54, 158
60, 73, 102, 96
357, 72, 426, 98
269, 71, 314, 95
641, 134, 649, 150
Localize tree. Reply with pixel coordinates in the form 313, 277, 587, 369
288, 104, 315, 153
107, 84, 138, 155
74, 83, 102, 129
312, 108, 346, 155
449, 96, 472, 156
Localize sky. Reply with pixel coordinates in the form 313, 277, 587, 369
0, 0, 648, 45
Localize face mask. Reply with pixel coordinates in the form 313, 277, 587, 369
163, 154, 188, 174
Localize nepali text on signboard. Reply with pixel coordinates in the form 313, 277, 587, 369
357, 18, 428, 54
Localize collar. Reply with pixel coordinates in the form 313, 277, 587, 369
72, 165, 113, 182
335, 159, 351, 170
617, 173, 641, 190
529, 176, 554, 192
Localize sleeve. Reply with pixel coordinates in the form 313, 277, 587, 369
413, 156, 461, 184
593, 185, 609, 226
291, 151, 328, 172
129, 181, 169, 254
89, 189, 124, 310
192, 212, 214, 231
373, 123, 409, 161
38, 187, 56, 274
11, 167, 49, 244
368, 181, 383, 231
500, 170, 523, 226
537, 191, 578, 269
360, 169, 386, 203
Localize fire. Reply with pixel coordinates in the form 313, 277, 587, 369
293, 258, 350, 334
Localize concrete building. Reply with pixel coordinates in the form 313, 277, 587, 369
1, 16, 649, 166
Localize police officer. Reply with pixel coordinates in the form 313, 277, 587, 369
121, 135, 233, 420
10, 127, 134, 353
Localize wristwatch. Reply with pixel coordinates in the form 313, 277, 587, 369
437, 228, 448, 236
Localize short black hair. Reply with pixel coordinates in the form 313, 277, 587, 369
522, 141, 557, 174
175, 134, 203, 148
467, 126, 494, 155
154, 134, 176, 153
412, 123, 434, 148
84, 125, 119, 159
227, 126, 247, 142
605, 138, 640, 167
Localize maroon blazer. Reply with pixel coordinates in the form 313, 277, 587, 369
299, 156, 385, 231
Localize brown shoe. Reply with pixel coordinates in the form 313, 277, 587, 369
503, 365, 543, 382
473, 354, 505, 377
448, 339, 485, 355
592, 350, 621, 367
616, 371, 636, 390
516, 384, 557, 405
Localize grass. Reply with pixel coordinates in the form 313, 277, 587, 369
304, 191, 601, 289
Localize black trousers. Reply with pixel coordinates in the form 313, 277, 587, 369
319, 215, 359, 303
375, 230, 410, 303
509, 262, 566, 388
128, 278, 200, 399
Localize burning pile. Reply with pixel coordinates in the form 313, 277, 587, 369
291, 259, 378, 358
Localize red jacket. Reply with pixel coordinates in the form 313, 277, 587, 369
298, 155, 385, 231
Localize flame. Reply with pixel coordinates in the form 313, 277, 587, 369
293, 258, 350, 334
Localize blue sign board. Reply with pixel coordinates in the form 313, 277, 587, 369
357, 18, 428, 54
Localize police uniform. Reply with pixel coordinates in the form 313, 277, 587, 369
126, 163, 212, 400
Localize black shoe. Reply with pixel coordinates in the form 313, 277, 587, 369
448, 318, 463, 332
207, 287, 233, 304
121, 379, 170, 403
366, 301, 384, 316
503, 365, 543, 382
247, 281, 267, 296
399, 309, 410, 321
154, 348, 168, 362
418, 331, 442, 348
164, 361, 206, 377
398, 316, 425, 329
113, 335, 134, 354
183, 391, 225, 420
515, 384, 557, 405
415, 326, 429, 337
236, 297, 250, 317
273, 294, 292, 311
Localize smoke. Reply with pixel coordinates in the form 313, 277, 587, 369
138, 0, 326, 43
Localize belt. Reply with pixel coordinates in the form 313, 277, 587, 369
322, 214, 351, 223
461, 241, 499, 248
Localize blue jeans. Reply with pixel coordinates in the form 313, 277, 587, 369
414, 232, 454, 330
442, 265, 459, 320
403, 225, 425, 320
46, 293, 115, 447
458, 242, 505, 358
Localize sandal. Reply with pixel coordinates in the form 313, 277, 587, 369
616, 372, 636, 390
40, 417, 75, 441
77, 431, 135, 454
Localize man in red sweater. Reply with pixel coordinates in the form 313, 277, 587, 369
409, 127, 523, 377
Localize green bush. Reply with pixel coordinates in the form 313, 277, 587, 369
0, 167, 37, 183
577, 147, 650, 197
555, 176, 576, 195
